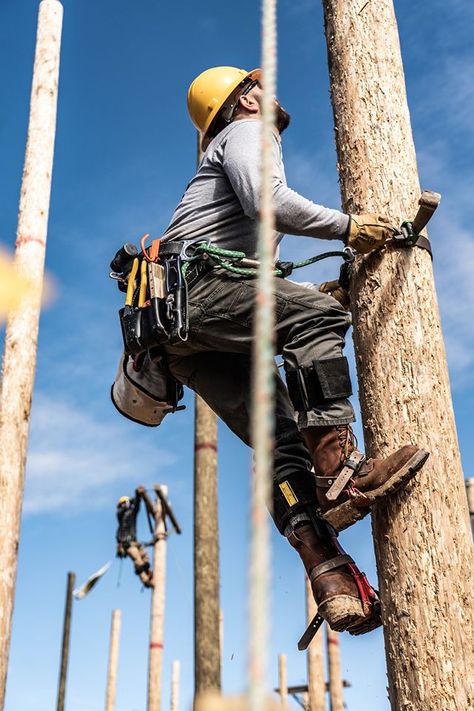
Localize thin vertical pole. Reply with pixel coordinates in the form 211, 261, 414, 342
326, 625, 343, 711
56, 572, 75, 711
248, 0, 277, 708
170, 660, 180, 711
147, 485, 168, 711
278, 655, 288, 709
466, 478, 474, 538
193, 133, 221, 696
305, 578, 325, 711
105, 609, 121, 711
0, 2, 63, 704
194, 393, 220, 693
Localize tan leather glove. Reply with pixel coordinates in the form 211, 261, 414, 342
319, 280, 351, 311
348, 213, 397, 254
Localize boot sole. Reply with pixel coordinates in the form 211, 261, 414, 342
322, 448, 430, 532
317, 595, 367, 632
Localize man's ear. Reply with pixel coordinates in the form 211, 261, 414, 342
238, 93, 260, 114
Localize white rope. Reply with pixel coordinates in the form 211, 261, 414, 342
248, 0, 277, 707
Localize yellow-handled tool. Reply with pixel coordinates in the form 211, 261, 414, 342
138, 259, 148, 308
125, 258, 139, 307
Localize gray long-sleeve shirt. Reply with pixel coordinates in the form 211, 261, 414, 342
162, 119, 349, 258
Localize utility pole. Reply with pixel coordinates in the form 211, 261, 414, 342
170, 660, 180, 711
0, 2, 63, 704
194, 395, 221, 695
322, 1, 474, 709
466, 478, 474, 538
105, 609, 121, 711
326, 626, 343, 711
305, 579, 325, 711
277, 654, 288, 710
139, 485, 181, 711
56, 572, 75, 711
193, 134, 221, 697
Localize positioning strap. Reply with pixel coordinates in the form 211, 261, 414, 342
325, 451, 365, 501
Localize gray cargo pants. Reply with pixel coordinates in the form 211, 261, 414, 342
164, 268, 355, 532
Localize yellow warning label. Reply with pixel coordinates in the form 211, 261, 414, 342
279, 481, 299, 506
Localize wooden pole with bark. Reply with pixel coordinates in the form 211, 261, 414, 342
147, 485, 168, 711
194, 395, 221, 695
277, 654, 288, 709
170, 660, 180, 711
105, 609, 121, 711
326, 626, 343, 711
322, 1, 474, 708
466, 478, 474, 538
56, 572, 75, 711
305, 578, 325, 711
0, 2, 63, 704
193, 135, 221, 697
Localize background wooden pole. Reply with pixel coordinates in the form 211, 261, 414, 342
56, 572, 75, 711
466, 478, 474, 538
322, 1, 474, 708
325, 625, 343, 711
277, 654, 288, 709
0, 2, 63, 704
105, 609, 121, 711
170, 660, 180, 711
305, 578, 325, 711
147, 485, 168, 711
193, 133, 221, 697
194, 395, 221, 694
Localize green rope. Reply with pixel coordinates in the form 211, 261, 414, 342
182, 242, 350, 279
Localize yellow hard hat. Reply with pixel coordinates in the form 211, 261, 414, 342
187, 66, 261, 147
118, 496, 130, 506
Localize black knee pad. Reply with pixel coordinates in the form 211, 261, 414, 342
285, 356, 352, 412
273, 469, 318, 533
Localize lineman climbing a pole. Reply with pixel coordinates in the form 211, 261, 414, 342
111, 66, 428, 635
116, 495, 154, 588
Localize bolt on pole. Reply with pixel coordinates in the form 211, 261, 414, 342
0, 2, 63, 705
56, 572, 75, 711
105, 609, 121, 711
322, 1, 474, 708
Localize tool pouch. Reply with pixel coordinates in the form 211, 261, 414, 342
117, 253, 189, 356
111, 352, 184, 427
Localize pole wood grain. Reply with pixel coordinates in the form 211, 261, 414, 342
194, 395, 221, 695
322, 1, 474, 708
305, 578, 325, 711
0, 2, 63, 706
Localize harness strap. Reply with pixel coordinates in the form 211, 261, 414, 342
309, 554, 354, 583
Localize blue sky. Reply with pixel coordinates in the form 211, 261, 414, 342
1, 1, 473, 710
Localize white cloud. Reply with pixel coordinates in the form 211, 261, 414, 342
24, 394, 176, 515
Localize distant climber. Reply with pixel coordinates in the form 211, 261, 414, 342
116, 494, 154, 588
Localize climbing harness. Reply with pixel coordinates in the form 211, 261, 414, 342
110, 236, 354, 356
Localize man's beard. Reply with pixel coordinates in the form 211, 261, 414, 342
275, 101, 291, 134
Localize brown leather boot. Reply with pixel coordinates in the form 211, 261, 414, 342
287, 523, 381, 635
302, 425, 429, 531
